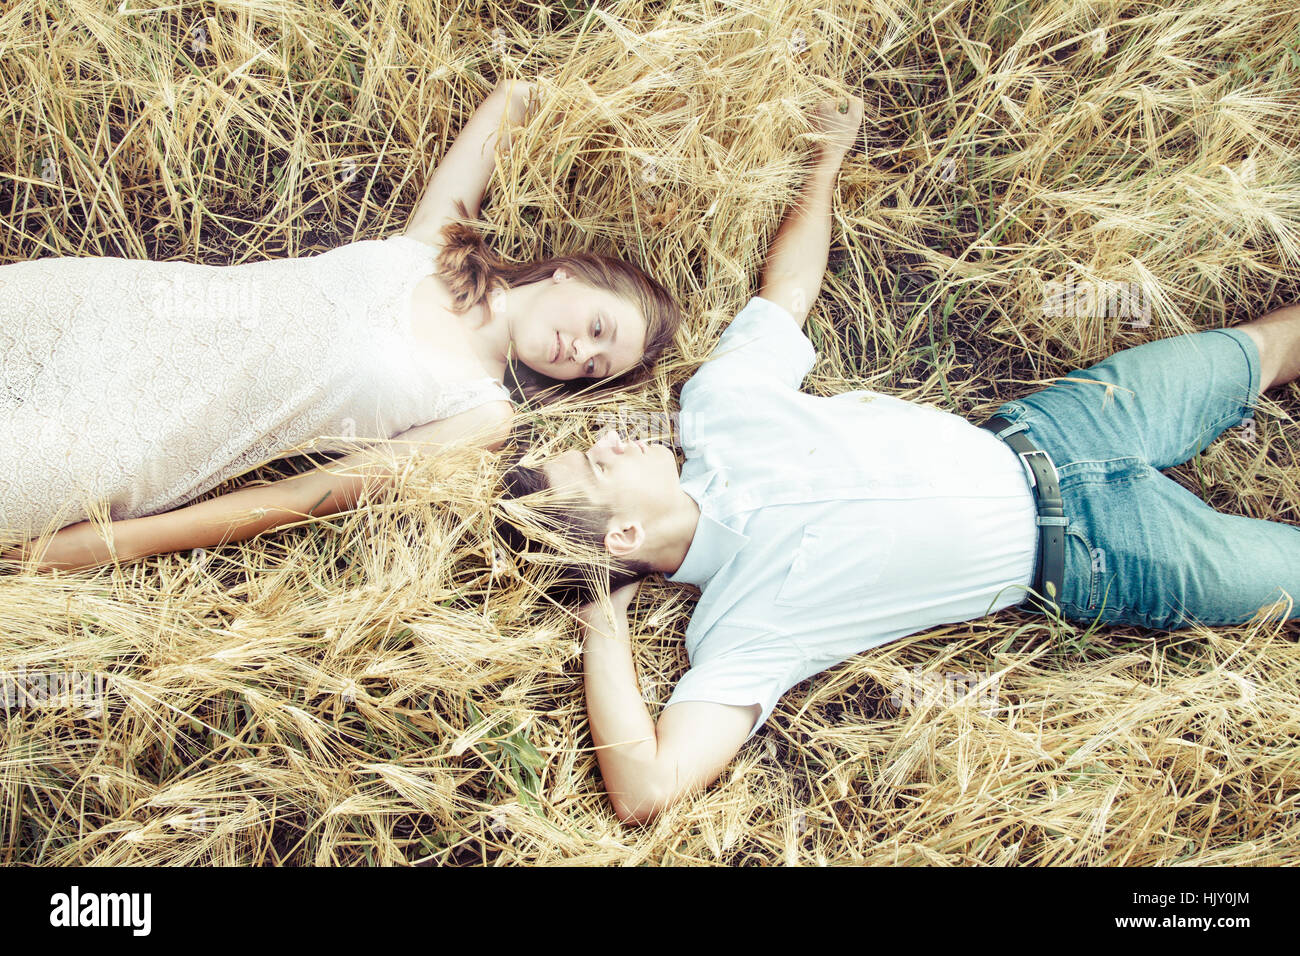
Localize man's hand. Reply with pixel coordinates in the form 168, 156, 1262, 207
808, 94, 865, 156
578, 580, 640, 635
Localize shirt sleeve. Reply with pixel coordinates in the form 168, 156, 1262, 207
663, 630, 806, 742
686, 296, 816, 393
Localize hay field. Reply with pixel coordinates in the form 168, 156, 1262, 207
2, 0, 1299, 864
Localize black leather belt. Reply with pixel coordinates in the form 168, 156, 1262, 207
978, 415, 1067, 614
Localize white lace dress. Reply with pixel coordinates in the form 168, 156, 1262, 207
0, 234, 511, 538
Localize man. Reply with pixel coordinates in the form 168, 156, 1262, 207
500, 95, 1300, 825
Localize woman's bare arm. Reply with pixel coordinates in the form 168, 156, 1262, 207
4, 401, 512, 573
404, 78, 536, 247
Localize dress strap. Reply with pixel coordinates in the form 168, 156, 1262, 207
436, 377, 514, 420
386, 233, 438, 260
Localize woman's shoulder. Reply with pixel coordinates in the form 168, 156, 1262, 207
395, 387, 514, 443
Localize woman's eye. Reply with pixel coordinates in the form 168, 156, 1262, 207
585, 359, 596, 375
593, 317, 603, 337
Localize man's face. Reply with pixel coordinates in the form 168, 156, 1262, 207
542, 429, 683, 557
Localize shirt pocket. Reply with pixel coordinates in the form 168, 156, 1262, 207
774, 523, 896, 608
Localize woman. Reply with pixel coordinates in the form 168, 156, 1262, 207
1, 78, 680, 571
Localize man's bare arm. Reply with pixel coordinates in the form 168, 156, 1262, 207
581, 583, 758, 825
758, 95, 864, 328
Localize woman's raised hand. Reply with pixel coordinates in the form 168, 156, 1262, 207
496, 76, 547, 120
492, 77, 543, 156
496, 77, 537, 106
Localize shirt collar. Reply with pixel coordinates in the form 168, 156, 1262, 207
667, 473, 749, 588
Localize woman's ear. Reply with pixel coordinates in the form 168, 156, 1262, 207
552, 267, 571, 282
604, 521, 644, 559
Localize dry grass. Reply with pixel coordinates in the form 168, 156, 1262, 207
2, 0, 1299, 864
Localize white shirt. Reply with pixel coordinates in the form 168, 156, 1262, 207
664, 296, 1040, 739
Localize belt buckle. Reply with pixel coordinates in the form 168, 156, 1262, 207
1017, 448, 1058, 490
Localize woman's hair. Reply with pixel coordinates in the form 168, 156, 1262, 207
436, 199, 680, 404
495, 450, 655, 606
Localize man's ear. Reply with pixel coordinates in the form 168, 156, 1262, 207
604, 520, 645, 560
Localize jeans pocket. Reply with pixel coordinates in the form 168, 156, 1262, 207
1056, 456, 1149, 487
1056, 456, 1150, 620
1062, 524, 1099, 612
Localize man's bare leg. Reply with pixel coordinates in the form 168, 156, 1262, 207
1237, 304, 1300, 392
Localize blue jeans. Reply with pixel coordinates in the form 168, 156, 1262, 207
992, 327, 1300, 629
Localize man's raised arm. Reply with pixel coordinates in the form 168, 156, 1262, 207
758, 95, 864, 328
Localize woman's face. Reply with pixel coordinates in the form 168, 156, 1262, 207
511, 269, 649, 381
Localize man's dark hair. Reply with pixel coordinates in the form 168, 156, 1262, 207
496, 450, 655, 606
